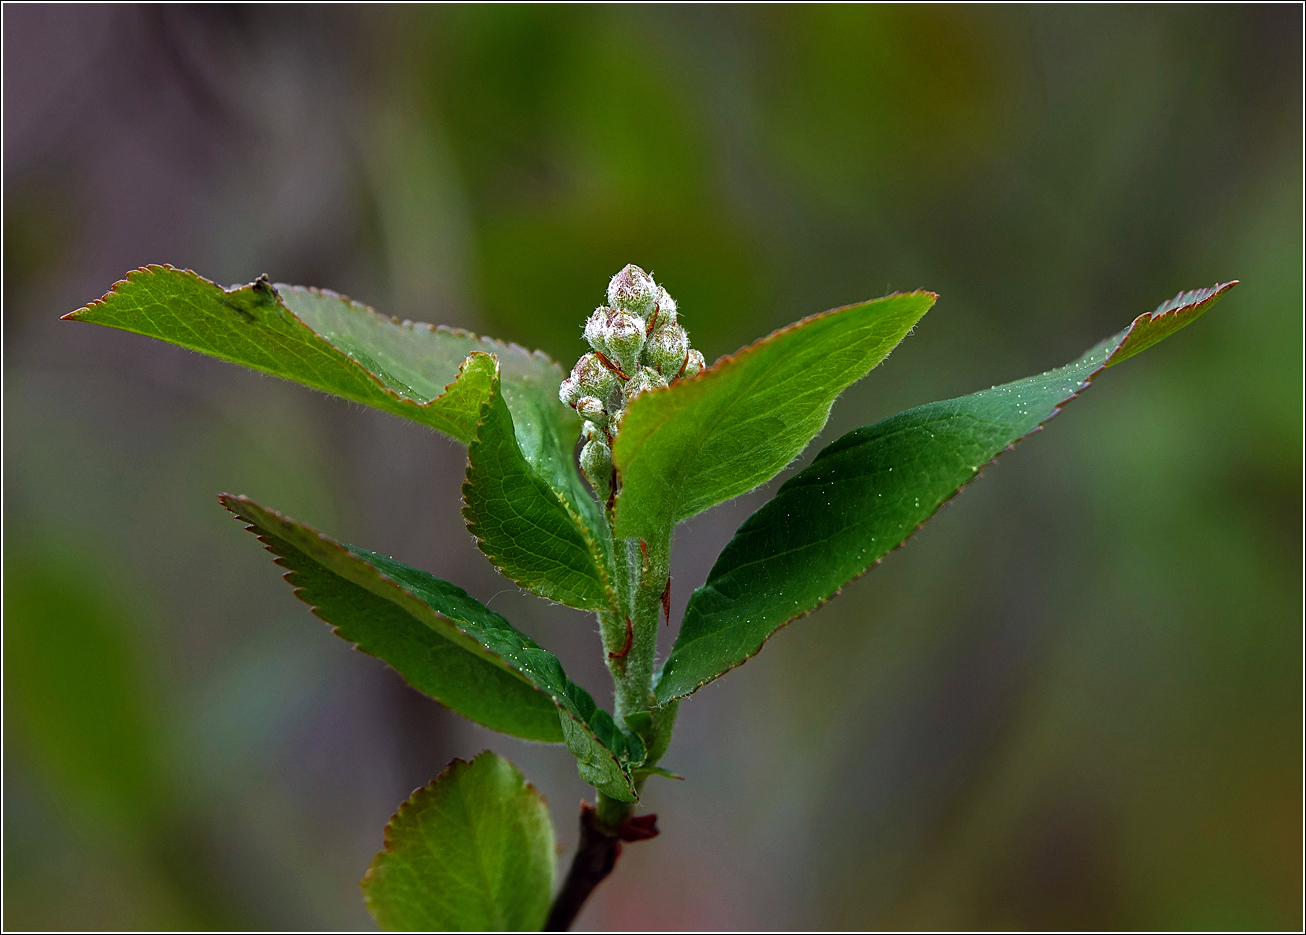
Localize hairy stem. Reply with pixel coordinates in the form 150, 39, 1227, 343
552, 530, 670, 929
603, 528, 669, 722
568, 469, 674, 928
598, 538, 635, 684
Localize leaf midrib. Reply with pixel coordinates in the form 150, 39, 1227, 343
458, 773, 503, 930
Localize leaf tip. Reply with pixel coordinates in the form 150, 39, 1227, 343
217, 491, 254, 515
1105, 279, 1237, 368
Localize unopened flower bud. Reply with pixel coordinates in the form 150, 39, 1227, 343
654, 286, 677, 326
559, 375, 579, 408
580, 436, 613, 499
576, 396, 607, 425
624, 365, 668, 403
645, 323, 689, 376
605, 311, 646, 375
572, 352, 619, 399
584, 307, 612, 355
563, 266, 698, 507
607, 264, 657, 316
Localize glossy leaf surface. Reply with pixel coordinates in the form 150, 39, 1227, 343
223, 495, 642, 800
656, 283, 1236, 704
613, 291, 935, 542
362, 752, 555, 932
463, 374, 613, 612
65, 266, 576, 452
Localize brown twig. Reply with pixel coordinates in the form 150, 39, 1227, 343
544, 803, 658, 931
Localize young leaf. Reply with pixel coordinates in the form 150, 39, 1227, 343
362, 751, 555, 932
612, 291, 936, 543
463, 371, 615, 613
222, 495, 643, 801
656, 282, 1236, 704
65, 266, 575, 451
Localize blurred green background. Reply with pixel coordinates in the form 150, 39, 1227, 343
3, 5, 1300, 930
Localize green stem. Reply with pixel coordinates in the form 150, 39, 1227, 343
597, 539, 633, 681
550, 516, 669, 932
602, 529, 669, 721
595, 790, 636, 830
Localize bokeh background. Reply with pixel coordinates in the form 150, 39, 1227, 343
4, 4, 1301, 930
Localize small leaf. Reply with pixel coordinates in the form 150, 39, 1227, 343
65, 266, 575, 450
632, 765, 684, 782
620, 701, 679, 768
362, 751, 555, 932
656, 282, 1236, 704
612, 291, 935, 542
223, 495, 642, 800
463, 370, 615, 613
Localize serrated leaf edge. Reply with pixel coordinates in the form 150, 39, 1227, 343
655, 282, 1234, 704
365, 751, 550, 860
1105, 280, 1237, 367
220, 493, 637, 797
461, 366, 620, 617
274, 281, 565, 372
64, 265, 543, 440
360, 751, 552, 924
612, 290, 938, 534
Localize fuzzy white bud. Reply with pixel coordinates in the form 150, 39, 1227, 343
604, 311, 646, 375
572, 352, 619, 400
559, 375, 579, 408
584, 307, 612, 356
646, 292, 677, 336
579, 435, 614, 499
576, 396, 607, 425
561, 266, 706, 506
645, 323, 689, 376
654, 286, 677, 324
607, 264, 658, 316
624, 365, 669, 404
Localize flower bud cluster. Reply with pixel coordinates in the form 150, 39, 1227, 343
559, 264, 706, 495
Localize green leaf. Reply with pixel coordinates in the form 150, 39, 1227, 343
70, 266, 606, 576
612, 291, 936, 542
656, 282, 1236, 704
362, 751, 555, 932
222, 495, 643, 800
632, 765, 684, 782
463, 370, 614, 613
1101, 282, 1234, 367
65, 266, 576, 451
